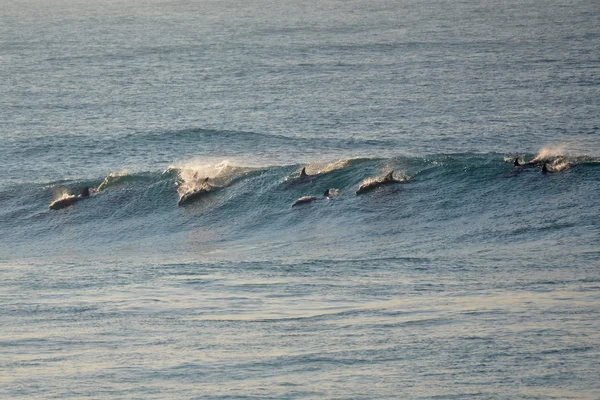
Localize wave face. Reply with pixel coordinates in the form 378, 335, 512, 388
1, 153, 598, 266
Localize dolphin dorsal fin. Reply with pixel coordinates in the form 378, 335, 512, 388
204, 177, 209, 182
323, 189, 330, 197
514, 157, 520, 167
384, 171, 394, 181
300, 167, 307, 179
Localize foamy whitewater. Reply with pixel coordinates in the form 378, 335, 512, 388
1, 0, 599, 398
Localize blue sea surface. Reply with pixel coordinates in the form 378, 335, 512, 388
1, 0, 599, 398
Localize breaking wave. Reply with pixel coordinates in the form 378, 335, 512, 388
0, 151, 597, 261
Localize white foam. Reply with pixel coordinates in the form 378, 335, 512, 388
96, 172, 129, 192
532, 144, 568, 162
51, 186, 72, 201
173, 159, 255, 195
303, 159, 350, 175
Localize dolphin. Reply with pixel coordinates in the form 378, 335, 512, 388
292, 189, 337, 207
541, 163, 554, 174
514, 157, 536, 168
298, 167, 318, 182
178, 177, 214, 206
298, 167, 316, 182
300, 167, 309, 180
356, 171, 403, 195
284, 167, 317, 189
49, 187, 90, 210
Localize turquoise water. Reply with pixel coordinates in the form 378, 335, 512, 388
1, 0, 599, 398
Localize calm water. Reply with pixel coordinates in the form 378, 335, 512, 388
1, 0, 599, 398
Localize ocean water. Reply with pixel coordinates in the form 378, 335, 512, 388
1, 0, 599, 398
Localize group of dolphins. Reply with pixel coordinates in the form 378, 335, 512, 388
48, 155, 564, 210
178, 167, 406, 208
287, 155, 565, 208
513, 157, 562, 173
289, 168, 404, 207
48, 167, 406, 210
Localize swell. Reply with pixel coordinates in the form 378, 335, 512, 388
0, 153, 597, 261
4, 127, 598, 188
1, 152, 597, 220
0, 128, 407, 187
0, 128, 399, 162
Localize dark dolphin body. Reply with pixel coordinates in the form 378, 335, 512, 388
178, 177, 214, 206
299, 167, 312, 182
514, 155, 566, 169
284, 167, 317, 189
514, 157, 536, 168
292, 189, 336, 207
541, 163, 555, 174
49, 187, 90, 210
355, 171, 402, 195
